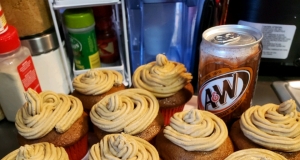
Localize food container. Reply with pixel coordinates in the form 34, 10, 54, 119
0, 0, 53, 37
0, 25, 41, 122
63, 8, 101, 70
21, 29, 71, 94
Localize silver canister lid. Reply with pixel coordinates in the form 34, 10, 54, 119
203, 25, 263, 47
21, 28, 59, 56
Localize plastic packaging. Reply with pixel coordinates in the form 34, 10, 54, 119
63, 8, 101, 70
0, 25, 41, 122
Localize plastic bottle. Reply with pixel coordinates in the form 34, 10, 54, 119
93, 5, 120, 65
0, 25, 41, 122
63, 8, 101, 70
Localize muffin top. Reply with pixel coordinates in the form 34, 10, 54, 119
225, 148, 287, 160
73, 69, 123, 95
15, 89, 83, 139
132, 54, 192, 98
240, 99, 300, 152
89, 133, 159, 160
164, 109, 228, 151
90, 88, 159, 135
2, 142, 69, 160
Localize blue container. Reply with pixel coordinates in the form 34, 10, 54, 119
125, 0, 209, 74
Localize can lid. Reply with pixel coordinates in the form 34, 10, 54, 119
63, 8, 95, 29
203, 25, 263, 47
0, 25, 20, 54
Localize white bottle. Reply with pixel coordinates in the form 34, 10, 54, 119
0, 25, 41, 122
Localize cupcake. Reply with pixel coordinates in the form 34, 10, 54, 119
90, 88, 164, 142
89, 133, 159, 160
15, 89, 88, 160
2, 142, 69, 160
155, 109, 234, 160
230, 99, 300, 159
132, 54, 194, 125
72, 69, 126, 113
225, 148, 287, 160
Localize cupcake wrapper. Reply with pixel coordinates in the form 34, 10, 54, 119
64, 133, 88, 160
160, 105, 185, 126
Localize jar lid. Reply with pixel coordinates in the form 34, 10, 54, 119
63, 8, 95, 29
0, 25, 20, 54
21, 28, 59, 56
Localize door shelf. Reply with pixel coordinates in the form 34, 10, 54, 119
48, 0, 132, 91
52, 0, 120, 9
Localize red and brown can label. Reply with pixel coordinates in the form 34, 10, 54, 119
198, 67, 253, 118
197, 25, 263, 125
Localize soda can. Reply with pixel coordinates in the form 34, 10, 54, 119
197, 25, 263, 126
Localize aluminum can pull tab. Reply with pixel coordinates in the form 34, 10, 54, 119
214, 32, 240, 44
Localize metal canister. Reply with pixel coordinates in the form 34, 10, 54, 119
197, 25, 263, 126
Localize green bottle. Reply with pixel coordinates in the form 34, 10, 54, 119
64, 8, 101, 70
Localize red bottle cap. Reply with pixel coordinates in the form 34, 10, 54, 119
0, 25, 20, 54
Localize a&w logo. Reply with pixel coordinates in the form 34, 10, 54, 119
198, 70, 250, 114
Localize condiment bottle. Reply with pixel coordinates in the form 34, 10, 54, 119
93, 6, 120, 64
0, 25, 41, 122
63, 8, 101, 70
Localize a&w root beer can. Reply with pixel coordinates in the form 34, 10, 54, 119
198, 25, 263, 126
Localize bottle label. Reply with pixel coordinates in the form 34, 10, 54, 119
69, 29, 101, 70
17, 56, 42, 93
99, 41, 115, 55
0, 4, 8, 34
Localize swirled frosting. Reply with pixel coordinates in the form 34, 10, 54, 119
89, 133, 159, 160
90, 88, 159, 135
73, 69, 123, 95
164, 109, 228, 151
132, 54, 192, 98
15, 88, 83, 139
240, 99, 300, 152
225, 148, 287, 160
2, 142, 69, 160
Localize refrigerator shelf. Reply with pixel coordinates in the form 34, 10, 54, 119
51, 0, 120, 9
